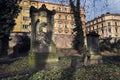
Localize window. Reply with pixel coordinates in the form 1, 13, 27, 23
65, 29, 69, 33
65, 15, 67, 20
70, 10, 73, 13
97, 25, 98, 29
109, 35, 111, 37
89, 27, 91, 30
98, 19, 101, 22
93, 26, 94, 30
91, 27, 93, 30
96, 20, 98, 23
23, 9, 29, 13
115, 22, 117, 26
64, 8, 67, 12
58, 14, 61, 19
23, 1, 28, 5
71, 24, 74, 28
58, 7, 61, 11
58, 23, 62, 28
71, 16, 73, 20
102, 29, 104, 34
109, 28, 111, 33
108, 22, 111, 26
87, 28, 89, 31
106, 29, 107, 33
23, 16, 29, 21
115, 27, 118, 33
58, 28, 62, 33
23, 25, 29, 29
52, 6, 55, 10
65, 23, 67, 28
101, 18, 103, 21
101, 24, 104, 34
102, 24, 103, 27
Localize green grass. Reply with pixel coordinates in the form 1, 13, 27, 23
29, 56, 120, 80
0, 56, 120, 80
0, 57, 30, 73
29, 63, 120, 80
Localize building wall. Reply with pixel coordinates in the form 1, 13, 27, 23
86, 13, 120, 39
14, 0, 31, 33
14, 0, 86, 48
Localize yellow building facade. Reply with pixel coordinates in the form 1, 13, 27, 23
14, 0, 86, 48
14, 0, 31, 32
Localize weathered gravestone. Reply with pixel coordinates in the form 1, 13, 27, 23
29, 4, 58, 69
85, 31, 103, 65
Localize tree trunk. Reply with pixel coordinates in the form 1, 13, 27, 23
69, 0, 84, 52
0, 35, 9, 57
0, 40, 2, 56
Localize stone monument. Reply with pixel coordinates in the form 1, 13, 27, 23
85, 31, 103, 65
29, 4, 58, 69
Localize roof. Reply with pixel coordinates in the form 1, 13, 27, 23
87, 12, 120, 23
30, 0, 85, 9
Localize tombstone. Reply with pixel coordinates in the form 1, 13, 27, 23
85, 31, 103, 65
29, 4, 58, 69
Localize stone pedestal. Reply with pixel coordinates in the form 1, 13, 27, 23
85, 31, 103, 65
29, 4, 58, 69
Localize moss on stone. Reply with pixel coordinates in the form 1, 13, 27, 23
29, 51, 58, 68
50, 40, 56, 53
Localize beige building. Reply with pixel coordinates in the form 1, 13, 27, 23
13, 0, 86, 48
86, 13, 120, 39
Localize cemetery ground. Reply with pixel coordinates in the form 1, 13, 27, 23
0, 51, 120, 80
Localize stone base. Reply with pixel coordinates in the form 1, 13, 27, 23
29, 53, 58, 69
84, 54, 103, 65
90, 55, 103, 64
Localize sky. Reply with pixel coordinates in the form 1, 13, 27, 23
85, 0, 120, 21
36, 0, 120, 21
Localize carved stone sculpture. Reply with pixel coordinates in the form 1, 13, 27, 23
29, 4, 58, 69
30, 4, 56, 53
